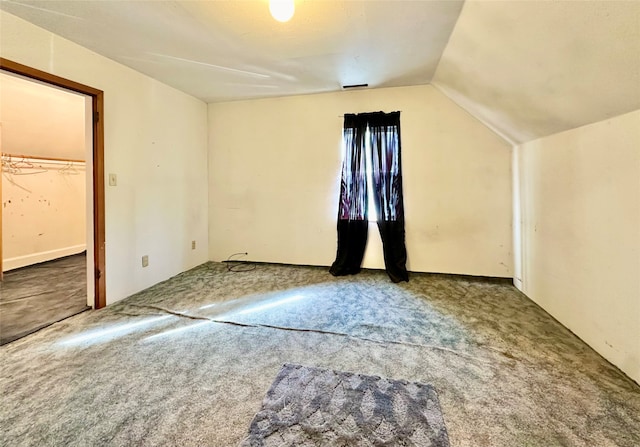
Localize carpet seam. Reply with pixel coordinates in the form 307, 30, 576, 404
124, 304, 491, 364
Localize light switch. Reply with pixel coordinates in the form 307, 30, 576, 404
109, 173, 117, 186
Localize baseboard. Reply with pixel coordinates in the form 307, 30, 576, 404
2, 245, 87, 272
513, 277, 524, 290
218, 259, 514, 284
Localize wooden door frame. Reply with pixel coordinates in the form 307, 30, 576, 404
0, 58, 106, 308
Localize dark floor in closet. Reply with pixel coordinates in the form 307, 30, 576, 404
0, 253, 89, 345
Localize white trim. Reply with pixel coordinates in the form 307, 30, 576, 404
3, 244, 86, 271
513, 277, 523, 291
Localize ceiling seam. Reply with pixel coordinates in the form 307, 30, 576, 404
431, 82, 516, 147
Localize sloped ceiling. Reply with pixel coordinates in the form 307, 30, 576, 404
0, 72, 86, 160
434, 0, 640, 143
1, 1, 638, 144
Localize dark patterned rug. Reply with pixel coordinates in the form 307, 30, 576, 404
239, 364, 450, 447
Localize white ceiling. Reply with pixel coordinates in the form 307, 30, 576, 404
0, 0, 464, 102
1, 0, 638, 144
433, 0, 640, 143
0, 72, 86, 160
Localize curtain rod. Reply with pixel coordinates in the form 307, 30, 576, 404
2, 152, 85, 163
338, 111, 402, 117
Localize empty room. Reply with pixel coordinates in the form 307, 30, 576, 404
0, 1, 638, 446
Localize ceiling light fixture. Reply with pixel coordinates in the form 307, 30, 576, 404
269, 0, 294, 23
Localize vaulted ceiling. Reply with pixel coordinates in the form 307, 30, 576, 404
433, 1, 640, 143
1, 0, 638, 144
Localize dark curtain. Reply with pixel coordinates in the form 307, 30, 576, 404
367, 111, 409, 282
330, 111, 408, 282
329, 114, 369, 276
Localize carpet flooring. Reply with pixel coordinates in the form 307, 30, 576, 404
0, 253, 89, 345
0, 262, 638, 447
238, 363, 449, 447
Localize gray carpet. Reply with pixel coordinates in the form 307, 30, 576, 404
1, 262, 639, 446
239, 363, 449, 447
0, 253, 89, 345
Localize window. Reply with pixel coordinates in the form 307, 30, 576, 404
363, 128, 377, 222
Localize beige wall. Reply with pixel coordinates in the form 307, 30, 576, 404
1, 11, 209, 304
208, 85, 513, 277
2, 162, 86, 270
515, 110, 640, 383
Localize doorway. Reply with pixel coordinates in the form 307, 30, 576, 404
0, 58, 105, 343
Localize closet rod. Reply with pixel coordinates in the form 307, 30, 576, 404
1, 152, 85, 163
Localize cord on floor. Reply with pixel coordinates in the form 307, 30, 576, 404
224, 252, 257, 273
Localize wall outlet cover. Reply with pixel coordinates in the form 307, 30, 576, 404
142, 255, 149, 267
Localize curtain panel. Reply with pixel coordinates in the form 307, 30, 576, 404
330, 111, 409, 282
329, 114, 369, 276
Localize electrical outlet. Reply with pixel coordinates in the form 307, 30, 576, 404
108, 173, 117, 186
142, 255, 149, 267
191, 240, 196, 250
